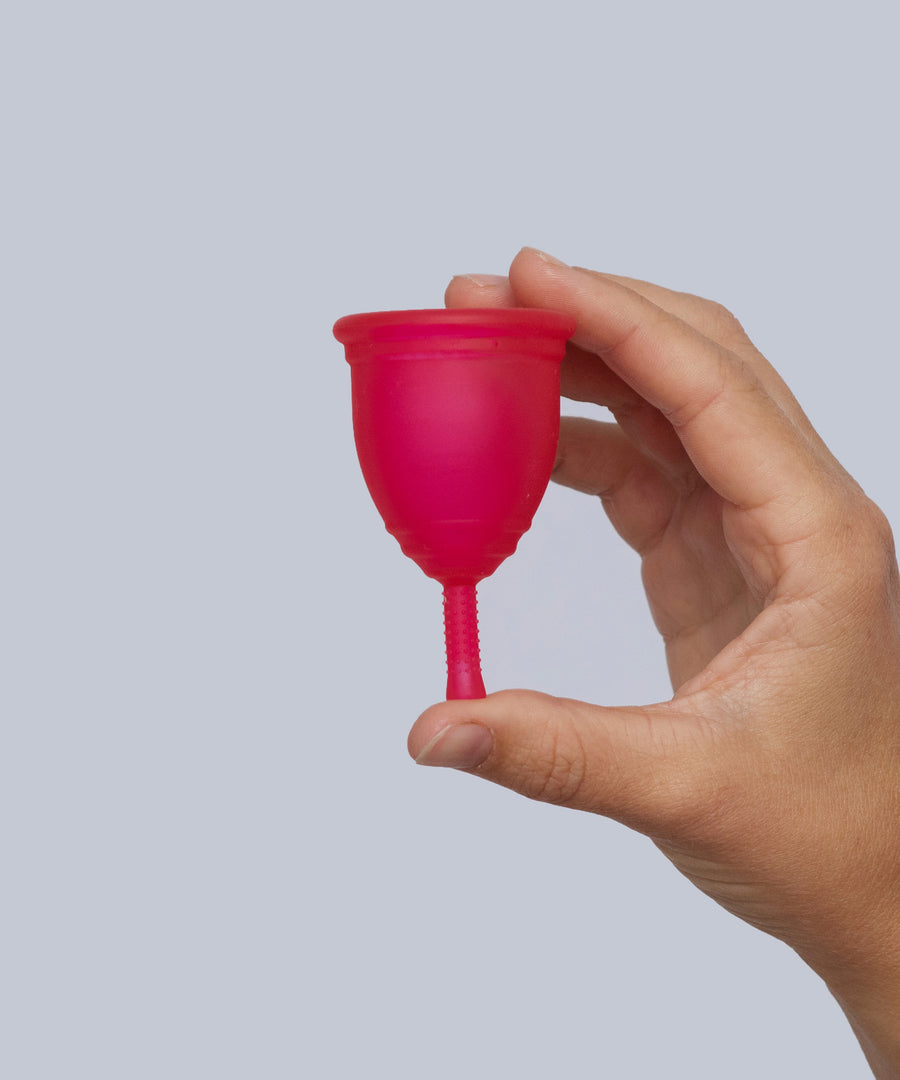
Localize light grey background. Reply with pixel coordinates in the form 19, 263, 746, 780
2, 1, 897, 1077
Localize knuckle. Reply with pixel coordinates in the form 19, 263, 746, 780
805, 488, 899, 607
864, 499, 896, 553
706, 298, 739, 327
691, 295, 749, 347
851, 498, 897, 589
836, 491, 894, 556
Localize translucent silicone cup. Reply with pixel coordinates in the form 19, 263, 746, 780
333, 308, 576, 699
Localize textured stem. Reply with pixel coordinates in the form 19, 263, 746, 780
442, 584, 486, 700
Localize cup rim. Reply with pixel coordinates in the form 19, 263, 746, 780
333, 307, 576, 346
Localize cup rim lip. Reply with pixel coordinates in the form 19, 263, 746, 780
333, 307, 576, 345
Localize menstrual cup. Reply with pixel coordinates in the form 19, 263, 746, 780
333, 308, 576, 700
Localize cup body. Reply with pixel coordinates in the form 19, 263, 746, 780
334, 309, 575, 585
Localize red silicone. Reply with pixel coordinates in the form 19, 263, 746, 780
442, 584, 485, 700
333, 308, 576, 699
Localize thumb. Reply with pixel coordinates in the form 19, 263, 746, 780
408, 690, 703, 833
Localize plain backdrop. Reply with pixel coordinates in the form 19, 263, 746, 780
2, 1, 898, 1077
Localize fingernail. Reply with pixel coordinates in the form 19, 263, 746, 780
521, 246, 569, 268
455, 273, 508, 288
415, 723, 493, 769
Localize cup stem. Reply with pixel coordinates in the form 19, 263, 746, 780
442, 584, 487, 700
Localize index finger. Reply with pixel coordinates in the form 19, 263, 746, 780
574, 268, 819, 439
508, 248, 842, 522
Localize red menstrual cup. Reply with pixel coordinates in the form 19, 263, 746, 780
333, 308, 576, 700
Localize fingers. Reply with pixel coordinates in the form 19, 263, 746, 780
446, 268, 776, 416
574, 269, 818, 437
446, 263, 805, 439
577, 272, 753, 352
444, 273, 516, 309
563, 350, 693, 476
555, 418, 678, 552
408, 690, 712, 835
507, 249, 837, 524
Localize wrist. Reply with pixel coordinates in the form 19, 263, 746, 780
806, 936, 900, 1079
832, 987, 900, 1080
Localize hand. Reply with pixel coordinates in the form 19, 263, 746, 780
407, 248, 900, 1078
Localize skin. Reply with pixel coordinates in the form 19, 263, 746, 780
407, 248, 900, 1078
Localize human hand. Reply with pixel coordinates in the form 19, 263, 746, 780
407, 248, 900, 1078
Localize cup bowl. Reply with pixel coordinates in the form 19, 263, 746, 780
334, 308, 575, 584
